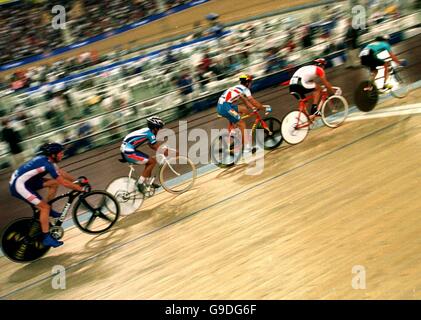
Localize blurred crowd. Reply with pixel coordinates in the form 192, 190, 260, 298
0, 0, 194, 67
0, 0, 417, 166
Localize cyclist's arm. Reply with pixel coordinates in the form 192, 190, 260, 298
247, 95, 265, 110
149, 143, 178, 156
319, 76, 335, 95
57, 168, 77, 182
389, 51, 401, 65
238, 94, 256, 110
56, 176, 84, 192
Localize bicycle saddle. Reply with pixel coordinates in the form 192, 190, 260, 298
290, 92, 302, 100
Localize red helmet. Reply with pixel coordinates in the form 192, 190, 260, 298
313, 58, 327, 67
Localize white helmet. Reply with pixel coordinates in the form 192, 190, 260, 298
146, 116, 165, 130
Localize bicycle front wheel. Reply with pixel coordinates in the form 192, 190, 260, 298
321, 95, 349, 128
390, 69, 409, 99
1, 217, 50, 263
281, 111, 309, 145
159, 156, 197, 195
106, 177, 144, 216
73, 190, 120, 234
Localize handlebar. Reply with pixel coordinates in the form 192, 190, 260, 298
321, 86, 342, 96
74, 176, 91, 193
251, 105, 272, 115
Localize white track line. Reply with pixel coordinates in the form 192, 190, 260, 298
347, 103, 421, 122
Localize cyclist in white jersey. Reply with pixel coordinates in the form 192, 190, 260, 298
289, 58, 335, 116
120, 116, 173, 194
217, 74, 266, 150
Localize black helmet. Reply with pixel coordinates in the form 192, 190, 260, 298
375, 35, 390, 43
38, 142, 64, 157
146, 116, 165, 130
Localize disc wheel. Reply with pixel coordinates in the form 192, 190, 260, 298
106, 177, 144, 216
1, 218, 50, 263
354, 81, 378, 112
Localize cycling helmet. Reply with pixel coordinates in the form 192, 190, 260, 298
239, 74, 253, 84
146, 116, 165, 130
38, 142, 64, 156
375, 35, 390, 43
313, 58, 327, 67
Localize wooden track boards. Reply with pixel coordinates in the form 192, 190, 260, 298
1, 88, 421, 299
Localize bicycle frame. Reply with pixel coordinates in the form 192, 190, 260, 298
294, 91, 329, 129
48, 191, 82, 225
227, 109, 272, 136
367, 60, 399, 89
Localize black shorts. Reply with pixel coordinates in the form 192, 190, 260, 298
360, 50, 384, 71
289, 84, 314, 100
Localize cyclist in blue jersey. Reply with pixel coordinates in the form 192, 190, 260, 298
360, 35, 403, 89
9, 143, 86, 248
217, 74, 267, 151
120, 116, 171, 194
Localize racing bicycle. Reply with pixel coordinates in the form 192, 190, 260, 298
210, 105, 283, 167
106, 151, 197, 216
281, 87, 348, 145
1, 177, 121, 263
354, 58, 409, 112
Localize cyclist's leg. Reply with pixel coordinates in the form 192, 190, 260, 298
312, 83, 322, 112
36, 178, 62, 218
10, 178, 62, 246
123, 150, 158, 189
142, 157, 156, 181
383, 61, 390, 85
237, 104, 249, 146
42, 178, 59, 202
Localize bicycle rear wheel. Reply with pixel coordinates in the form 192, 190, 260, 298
390, 69, 409, 99
159, 156, 197, 195
257, 117, 283, 150
210, 132, 242, 167
73, 190, 120, 234
1, 217, 50, 263
321, 95, 349, 128
106, 177, 144, 216
281, 111, 309, 145
354, 81, 378, 112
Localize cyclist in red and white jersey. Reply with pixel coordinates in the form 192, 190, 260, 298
289, 58, 335, 116
217, 74, 267, 150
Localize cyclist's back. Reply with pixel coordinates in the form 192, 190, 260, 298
122, 128, 156, 150
12, 155, 58, 180
363, 41, 392, 56
219, 84, 252, 105
10, 155, 59, 205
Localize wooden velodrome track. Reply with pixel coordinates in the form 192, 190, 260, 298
0, 35, 421, 299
